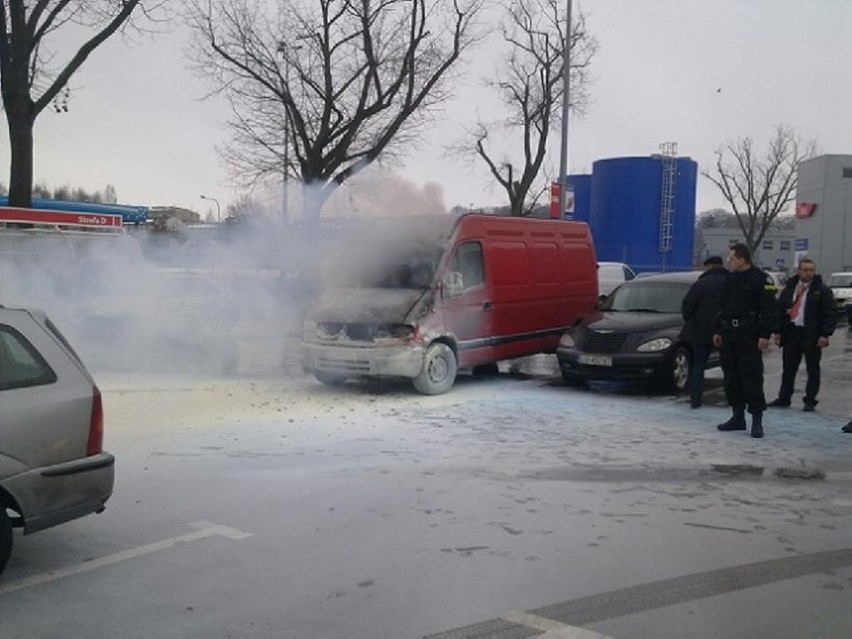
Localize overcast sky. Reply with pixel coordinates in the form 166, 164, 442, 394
1, 0, 850, 219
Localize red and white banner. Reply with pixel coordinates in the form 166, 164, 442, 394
549, 182, 561, 218
795, 202, 816, 219
0, 206, 123, 228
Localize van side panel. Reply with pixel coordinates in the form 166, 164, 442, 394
441, 216, 597, 367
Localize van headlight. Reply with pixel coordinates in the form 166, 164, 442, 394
637, 337, 672, 352
558, 333, 575, 348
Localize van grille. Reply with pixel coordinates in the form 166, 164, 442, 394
577, 327, 628, 354
315, 355, 371, 373
317, 322, 377, 341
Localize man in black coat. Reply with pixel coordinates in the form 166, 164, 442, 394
713, 243, 778, 439
681, 255, 727, 408
767, 258, 837, 412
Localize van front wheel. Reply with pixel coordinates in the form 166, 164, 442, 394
0, 507, 12, 576
413, 343, 457, 395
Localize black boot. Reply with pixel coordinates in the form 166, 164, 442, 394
751, 412, 764, 439
717, 408, 746, 431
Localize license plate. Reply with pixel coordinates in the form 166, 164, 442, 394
579, 354, 613, 367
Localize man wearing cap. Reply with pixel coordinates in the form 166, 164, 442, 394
768, 258, 837, 412
681, 255, 727, 408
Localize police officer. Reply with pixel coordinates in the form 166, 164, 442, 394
767, 258, 837, 412
713, 243, 778, 438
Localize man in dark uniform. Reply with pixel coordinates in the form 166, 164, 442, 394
681, 255, 727, 408
767, 258, 837, 412
713, 243, 778, 438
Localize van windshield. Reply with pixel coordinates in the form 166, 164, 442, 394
324, 242, 445, 289
320, 217, 451, 290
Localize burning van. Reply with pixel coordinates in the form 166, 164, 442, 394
301, 213, 598, 394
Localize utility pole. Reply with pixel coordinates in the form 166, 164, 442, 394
557, 0, 572, 219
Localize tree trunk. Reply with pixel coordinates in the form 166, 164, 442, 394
6, 112, 34, 208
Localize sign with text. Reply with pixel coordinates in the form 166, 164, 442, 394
0, 206, 123, 229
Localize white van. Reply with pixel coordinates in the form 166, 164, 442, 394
827, 272, 852, 324
597, 261, 636, 301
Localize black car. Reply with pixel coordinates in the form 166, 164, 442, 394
556, 271, 720, 392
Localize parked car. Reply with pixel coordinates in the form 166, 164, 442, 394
302, 214, 599, 394
827, 271, 852, 324
556, 271, 720, 392
597, 261, 636, 301
765, 271, 788, 297
0, 304, 115, 576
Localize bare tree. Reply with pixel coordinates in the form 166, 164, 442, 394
465, 0, 597, 216
702, 124, 818, 254
186, 0, 485, 230
0, 1, 162, 207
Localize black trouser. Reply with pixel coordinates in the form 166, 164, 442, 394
688, 343, 712, 404
720, 337, 766, 414
778, 328, 822, 406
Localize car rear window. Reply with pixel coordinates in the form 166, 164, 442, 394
0, 324, 58, 390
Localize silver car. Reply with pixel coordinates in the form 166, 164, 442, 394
0, 304, 115, 576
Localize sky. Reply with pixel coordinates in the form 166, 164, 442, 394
1, 0, 851, 220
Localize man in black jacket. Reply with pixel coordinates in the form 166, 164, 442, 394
713, 243, 778, 438
681, 255, 727, 408
767, 258, 837, 412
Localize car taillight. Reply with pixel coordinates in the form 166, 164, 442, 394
87, 386, 104, 456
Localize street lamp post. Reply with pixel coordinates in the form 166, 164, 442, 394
557, 0, 572, 219
200, 194, 221, 223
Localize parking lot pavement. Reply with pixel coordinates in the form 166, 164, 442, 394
2, 363, 851, 638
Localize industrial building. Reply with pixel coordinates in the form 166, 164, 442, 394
566, 144, 698, 273
700, 228, 795, 274
795, 154, 852, 274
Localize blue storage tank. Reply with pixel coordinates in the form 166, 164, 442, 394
589, 156, 697, 273
564, 174, 592, 223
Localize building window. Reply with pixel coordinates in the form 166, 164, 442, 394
763, 240, 774, 250
843, 167, 852, 178
780, 240, 791, 251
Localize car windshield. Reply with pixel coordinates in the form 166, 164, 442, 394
602, 280, 691, 313
827, 274, 852, 288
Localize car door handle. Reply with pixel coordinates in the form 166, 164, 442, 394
483, 301, 492, 311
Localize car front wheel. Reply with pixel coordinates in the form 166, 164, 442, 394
413, 343, 457, 395
0, 507, 12, 576
668, 346, 691, 393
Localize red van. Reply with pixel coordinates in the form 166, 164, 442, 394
301, 213, 598, 394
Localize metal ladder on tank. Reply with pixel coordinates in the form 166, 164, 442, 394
658, 142, 678, 269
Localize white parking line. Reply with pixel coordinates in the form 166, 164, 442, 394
501, 610, 613, 638
0, 520, 251, 596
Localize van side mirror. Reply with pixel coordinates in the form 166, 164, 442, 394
442, 271, 464, 298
